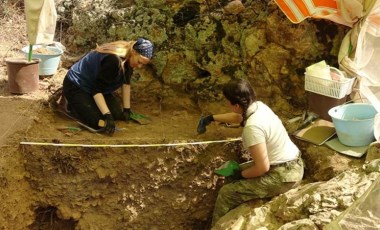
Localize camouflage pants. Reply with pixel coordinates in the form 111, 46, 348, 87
212, 157, 304, 226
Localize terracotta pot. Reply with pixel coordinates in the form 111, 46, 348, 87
5, 58, 40, 94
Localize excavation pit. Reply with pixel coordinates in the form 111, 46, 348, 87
20, 101, 245, 229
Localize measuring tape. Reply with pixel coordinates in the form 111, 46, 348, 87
20, 137, 242, 148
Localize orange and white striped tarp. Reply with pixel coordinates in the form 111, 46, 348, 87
274, 0, 338, 23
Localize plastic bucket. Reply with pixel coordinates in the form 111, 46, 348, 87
328, 103, 378, 146
22, 45, 63, 76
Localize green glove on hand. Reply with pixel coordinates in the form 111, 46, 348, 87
197, 115, 214, 134
229, 168, 244, 180
123, 108, 131, 122
103, 113, 115, 136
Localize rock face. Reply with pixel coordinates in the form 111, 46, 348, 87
56, 0, 347, 117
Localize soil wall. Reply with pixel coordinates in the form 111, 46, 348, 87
22, 133, 243, 228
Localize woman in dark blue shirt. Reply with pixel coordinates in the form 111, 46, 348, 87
63, 38, 154, 135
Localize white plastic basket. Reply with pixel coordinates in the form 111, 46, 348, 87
305, 74, 356, 99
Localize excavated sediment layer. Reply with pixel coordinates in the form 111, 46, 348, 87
20, 102, 244, 229
22, 144, 233, 229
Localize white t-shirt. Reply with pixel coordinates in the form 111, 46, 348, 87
242, 101, 299, 165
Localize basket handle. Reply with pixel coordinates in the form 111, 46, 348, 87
329, 67, 345, 80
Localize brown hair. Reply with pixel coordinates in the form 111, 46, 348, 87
223, 79, 256, 127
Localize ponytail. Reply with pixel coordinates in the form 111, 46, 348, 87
222, 79, 256, 127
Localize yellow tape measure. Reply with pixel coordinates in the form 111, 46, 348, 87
20, 138, 242, 148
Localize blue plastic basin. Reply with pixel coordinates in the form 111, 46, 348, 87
328, 103, 378, 146
22, 45, 63, 76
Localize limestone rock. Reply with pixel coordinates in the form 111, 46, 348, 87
223, 0, 245, 15
278, 218, 318, 230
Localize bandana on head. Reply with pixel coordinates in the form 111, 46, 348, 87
133, 38, 154, 59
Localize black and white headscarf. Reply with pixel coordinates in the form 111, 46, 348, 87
133, 38, 154, 59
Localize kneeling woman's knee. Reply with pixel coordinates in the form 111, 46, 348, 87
217, 183, 238, 201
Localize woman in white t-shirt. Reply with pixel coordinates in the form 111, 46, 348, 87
197, 79, 304, 226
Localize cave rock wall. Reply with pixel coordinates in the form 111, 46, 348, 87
56, 0, 348, 116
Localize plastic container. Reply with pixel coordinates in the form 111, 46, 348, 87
305, 67, 355, 99
22, 45, 63, 76
305, 62, 331, 80
308, 92, 347, 121
328, 103, 378, 146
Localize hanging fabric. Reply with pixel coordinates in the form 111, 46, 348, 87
24, 0, 57, 45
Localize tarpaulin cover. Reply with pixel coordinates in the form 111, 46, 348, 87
325, 174, 380, 229
24, 0, 57, 44
274, 0, 371, 27
334, 0, 380, 141
274, 0, 339, 24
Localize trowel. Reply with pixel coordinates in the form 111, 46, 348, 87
129, 111, 151, 125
